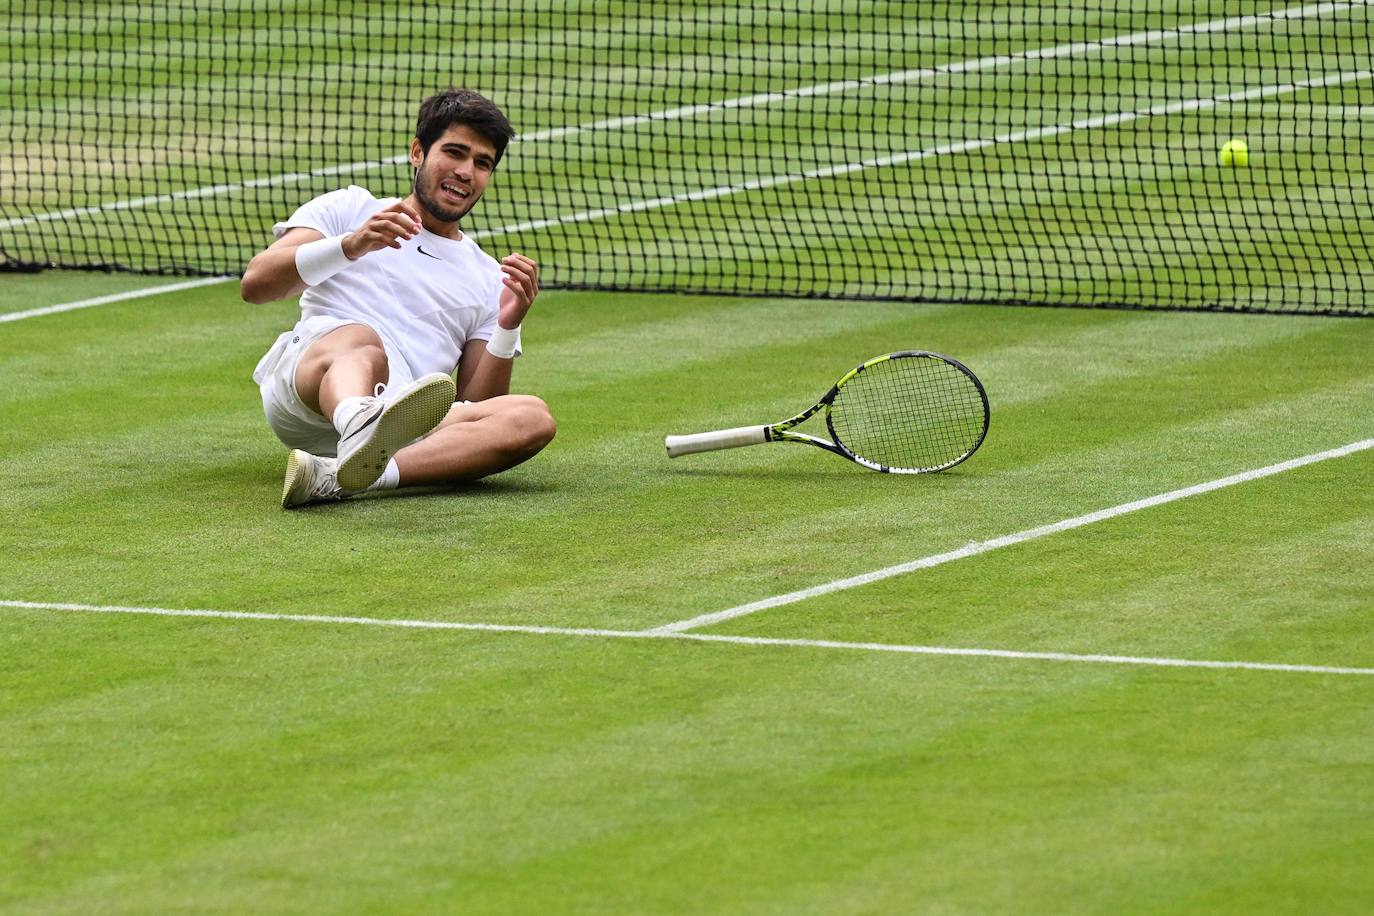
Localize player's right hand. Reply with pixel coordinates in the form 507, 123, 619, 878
341, 200, 423, 259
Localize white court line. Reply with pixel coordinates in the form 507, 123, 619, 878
0, 276, 230, 324
478, 69, 1374, 240
649, 439, 1374, 634
2, 600, 1372, 677
1, 0, 1363, 231
7, 70, 1369, 325
517, 0, 1370, 140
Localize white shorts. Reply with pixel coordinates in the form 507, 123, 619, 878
252, 315, 419, 456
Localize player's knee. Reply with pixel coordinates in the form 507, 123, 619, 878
341, 326, 389, 373
505, 397, 556, 455
354, 342, 389, 377
301, 325, 389, 378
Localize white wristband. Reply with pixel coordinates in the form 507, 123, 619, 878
485, 324, 522, 359
295, 235, 354, 286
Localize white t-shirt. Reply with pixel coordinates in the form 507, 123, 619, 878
273, 185, 504, 380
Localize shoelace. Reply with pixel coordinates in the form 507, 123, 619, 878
312, 462, 344, 499
300, 454, 344, 499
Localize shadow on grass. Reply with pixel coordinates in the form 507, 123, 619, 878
664, 465, 974, 483
280, 476, 559, 512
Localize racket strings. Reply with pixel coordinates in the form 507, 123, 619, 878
829, 356, 986, 472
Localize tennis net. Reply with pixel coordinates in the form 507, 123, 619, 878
2, 1, 1370, 314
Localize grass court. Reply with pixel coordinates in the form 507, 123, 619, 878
3, 275, 1372, 911
3, 0, 1373, 911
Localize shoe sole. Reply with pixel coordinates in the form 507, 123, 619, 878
336, 374, 456, 491
281, 449, 310, 509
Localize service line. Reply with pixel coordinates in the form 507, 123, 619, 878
2, 600, 1373, 678
0, 276, 231, 324
648, 438, 1374, 634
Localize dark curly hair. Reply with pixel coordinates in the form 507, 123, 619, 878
415, 88, 516, 165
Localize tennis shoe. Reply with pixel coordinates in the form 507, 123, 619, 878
335, 372, 455, 491
281, 449, 346, 509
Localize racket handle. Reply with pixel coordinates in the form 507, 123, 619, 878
665, 425, 769, 458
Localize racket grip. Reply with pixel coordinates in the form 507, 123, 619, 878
665, 425, 769, 458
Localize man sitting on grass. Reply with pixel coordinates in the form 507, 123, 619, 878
242, 88, 555, 508
241, 88, 552, 508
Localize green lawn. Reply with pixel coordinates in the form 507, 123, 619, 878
2, 274, 1372, 912
3, 3, 1371, 910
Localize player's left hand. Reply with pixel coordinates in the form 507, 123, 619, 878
497, 253, 539, 328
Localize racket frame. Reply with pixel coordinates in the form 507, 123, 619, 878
664, 351, 989, 473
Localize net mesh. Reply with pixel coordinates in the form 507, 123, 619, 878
829, 354, 988, 473
2, 2, 1371, 315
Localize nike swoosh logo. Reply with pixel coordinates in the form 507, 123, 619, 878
343, 412, 381, 441
417, 245, 441, 260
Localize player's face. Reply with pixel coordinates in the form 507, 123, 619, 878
409, 124, 499, 224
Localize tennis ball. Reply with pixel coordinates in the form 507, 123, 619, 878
1219, 139, 1249, 167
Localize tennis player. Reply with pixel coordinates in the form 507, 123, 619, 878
242, 89, 555, 508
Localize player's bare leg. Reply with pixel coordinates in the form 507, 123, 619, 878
293, 324, 390, 417
393, 395, 556, 485
281, 396, 554, 507
290, 322, 455, 491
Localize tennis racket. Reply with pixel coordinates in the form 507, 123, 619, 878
664, 351, 989, 473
